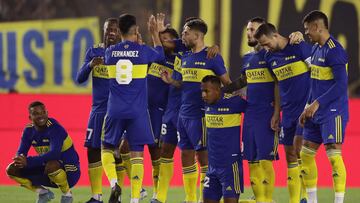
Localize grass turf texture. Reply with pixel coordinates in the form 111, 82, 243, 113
0, 186, 359, 202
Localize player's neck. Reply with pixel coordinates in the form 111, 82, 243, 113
254, 44, 262, 52
192, 41, 205, 53
318, 32, 331, 46
278, 36, 288, 50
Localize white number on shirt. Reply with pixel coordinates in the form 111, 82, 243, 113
116, 59, 133, 84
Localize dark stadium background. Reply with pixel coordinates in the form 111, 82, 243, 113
0, 0, 359, 188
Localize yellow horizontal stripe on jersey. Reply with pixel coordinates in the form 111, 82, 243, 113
107, 64, 148, 79
273, 60, 309, 81
205, 113, 241, 128
245, 67, 274, 83
182, 68, 215, 82
35, 146, 50, 155
174, 56, 182, 73
310, 65, 333, 80
92, 65, 109, 79
61, 135, 73, 152
148, 63, 173, 78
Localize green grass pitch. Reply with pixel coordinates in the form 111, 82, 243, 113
0, 186, 359, 202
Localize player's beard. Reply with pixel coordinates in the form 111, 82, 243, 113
248, 40, 258, 47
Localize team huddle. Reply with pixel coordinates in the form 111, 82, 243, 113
6, 10, 348, 203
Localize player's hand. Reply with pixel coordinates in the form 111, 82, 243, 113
89, 57, 104, 69
299, 111, 307, 127
289, 31, 304, 44
13, 154, 27, 168
135, 26, 144, 45
304, 100, 319, 118
207, 45, 220, 59
271, 112, 281, 132
148, 15, 158, 34
156, 13, 169, 32
160, 68, 173, 84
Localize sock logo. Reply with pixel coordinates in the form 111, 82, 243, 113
132, 175, 140, 180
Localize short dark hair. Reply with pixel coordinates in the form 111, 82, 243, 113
302, 10, 328, 29
28, 101, 44, 112
118, 14, 136, 34
254, 23, 277, 39
248, 16, 266, 24
185, 17, 202, 23
160, 27, 179, 39
104, 17, 118, 26
202, 75, 221, 87
186, 19, 208, 34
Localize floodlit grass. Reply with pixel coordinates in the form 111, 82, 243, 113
0, 185, 359, 202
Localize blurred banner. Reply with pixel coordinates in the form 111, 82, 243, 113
0, 17, 100, 93
171, 0, 360, 97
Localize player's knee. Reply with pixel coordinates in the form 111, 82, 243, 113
161, 144, 175, 158
87, 147, 101, 164
120, 139, 130, 154
196, 150, 208, 166
324, 143, 339, 151
6, 163, 19, 177
44, 160, 61, 174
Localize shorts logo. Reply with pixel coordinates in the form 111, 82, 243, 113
328, 134, 334, 139
226, 186, 232, 191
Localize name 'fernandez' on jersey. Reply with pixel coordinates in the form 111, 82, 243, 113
180, 48, 227, 118
105, 40, 165, 118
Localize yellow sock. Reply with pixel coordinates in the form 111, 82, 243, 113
182, 163, 198, 202
101, 149, 118, 184
88, 161, 103, 196
152, 159, 161, 196
327, 149, 346, 193
199, 165, 208, 202
9, 175, 38, 192
130, 157, 144, 199
121, 153, 131, 178
48, 169, 70, 193
249, 161, 266, 202
260, 160, 275, 202
157, 158, 174, 202
116, 162, 126, 188
300, 147, 318, 189
298, 158, 308, 200
287, 162, 301, 203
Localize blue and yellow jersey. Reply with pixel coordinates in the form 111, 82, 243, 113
147, 53, 176, 108
242, 49, 275, 113
205, 94, 247, 167
17, 118, 80, 169
105, 40, 164, 119
179, 48, 227, 118
309, 36, 349, 123
76, 43, 109, 113
265, 41, 311, 123
163, 54, 183, 122
174, 39, 189, 56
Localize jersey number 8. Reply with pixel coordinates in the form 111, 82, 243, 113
116, 59, 133, 84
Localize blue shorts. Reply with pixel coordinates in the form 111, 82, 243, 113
84, 111, 106, 149
242, 112, 279, 161
279, 117, 303, 146
203, 160, 243, 200
148, 106, 165, 147
304, 115, 347, 144
20, 162, 80, 188
177, 116, 206, 151
102, 113, 155, 151
161, 113, 179, 146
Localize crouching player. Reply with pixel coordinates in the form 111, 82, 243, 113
6, 101, 80, 203
201, 76, 247, 203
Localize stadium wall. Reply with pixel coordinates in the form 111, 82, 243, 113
1, 94, 359, 187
